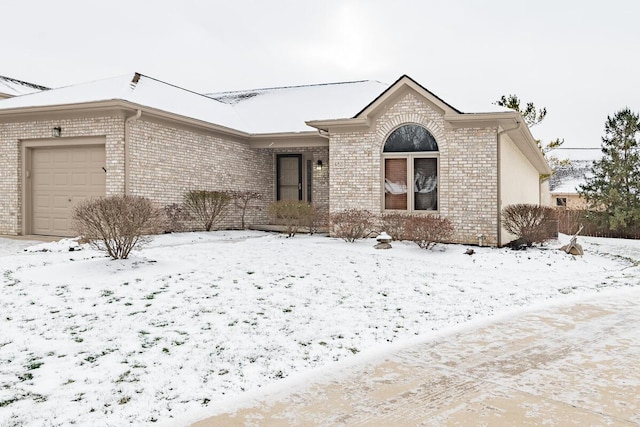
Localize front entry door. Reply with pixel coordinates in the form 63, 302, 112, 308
277, 154, 302, 201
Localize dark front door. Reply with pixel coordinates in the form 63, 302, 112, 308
277, 154, 302, 201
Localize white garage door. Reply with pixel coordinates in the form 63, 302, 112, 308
31, 145, 106, 236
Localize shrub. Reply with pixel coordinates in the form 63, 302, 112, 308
229, 191, 262, 229
183, 190, 232, 231
380, 213, 412, 241
268, 200, 313, 237
502, 204, 557, 246
163, 203, 191, 233
73, 195, 163, 260
330, 209, 375, 242
306, 207, 328, 235
404, 215, 454, 249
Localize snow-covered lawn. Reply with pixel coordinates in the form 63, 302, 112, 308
1, 231, 639, 426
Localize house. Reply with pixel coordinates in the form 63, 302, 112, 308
0, 73, 551, 246
548, 148, 600, 208
0, 75, 49, 99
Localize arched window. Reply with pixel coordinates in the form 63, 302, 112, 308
383, 124, 439, 211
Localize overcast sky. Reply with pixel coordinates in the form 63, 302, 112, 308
3, 0, 639, 148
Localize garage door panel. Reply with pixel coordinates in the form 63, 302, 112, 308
33, 216, 50, 231
70, 195, 90, 204
52, 196, 69, 209
34, 151, 52, 163
31, 144, 106, 236
33, 173, 52, 186
91, 150, 104, 161
52, 150, 69, 163
91, 173, 106, 186
53, 173, 68, 185
71, 173, 88, 186
52, 218, 71, 234
34, 195, 51, 208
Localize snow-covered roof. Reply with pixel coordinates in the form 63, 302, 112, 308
0, 75, 48, 97
0, 73, 245, 131
207, 80, 389, 133
0, 72, 516, 134
549, 147, 602, 162
549, 148, 600, 194
0, 73, 388, 134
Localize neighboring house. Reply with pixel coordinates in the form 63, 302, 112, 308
548, 148, 600, 209
0, 75, 48, 99
0, 73, 550, 246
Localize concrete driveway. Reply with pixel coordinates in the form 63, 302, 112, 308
191, 289, 640, 426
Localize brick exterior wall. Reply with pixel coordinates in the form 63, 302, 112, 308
0, 112, 328, 235
328, 92, 499, 246
127, 119, 274, 230
0, 115, 125, 235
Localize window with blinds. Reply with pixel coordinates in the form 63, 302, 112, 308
383, 124, 439, 212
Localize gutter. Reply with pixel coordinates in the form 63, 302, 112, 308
495, 119, 522, 247
124, 109, 142, 195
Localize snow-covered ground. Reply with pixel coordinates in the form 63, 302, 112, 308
0, 231, 638, 426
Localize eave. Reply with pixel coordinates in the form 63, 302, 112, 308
0, 99, 252, 140
249, 131, 328, 148
444, 111, 520, 128
305, 117, 369, 132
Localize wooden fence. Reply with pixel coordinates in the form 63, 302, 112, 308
555, 208, 640, 239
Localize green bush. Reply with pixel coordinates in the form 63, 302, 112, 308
183, 190, 232, 231
268, 200, 314, 237
73, 195, 163, 260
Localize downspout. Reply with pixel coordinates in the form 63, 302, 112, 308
124, 109, 142, 195
496, 119, 521, 247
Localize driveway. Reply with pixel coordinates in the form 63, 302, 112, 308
191, 288, 640, 426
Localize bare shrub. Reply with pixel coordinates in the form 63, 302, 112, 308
73, 195, 163, 260
183, 190, 232, 231
502, 204, 557, 246
330, 209, 375, 242
163, 203, 191, 233
307, 207, 329, 235
405, 215, 454, 250
268, 200, 313, 237
380, 213, 411, 241
230, 191, 262, 229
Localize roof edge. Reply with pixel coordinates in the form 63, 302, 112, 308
0, 75, 50, 91
206, 79, 375, 98
0, 99, 251, 139
354, 74, 463, 118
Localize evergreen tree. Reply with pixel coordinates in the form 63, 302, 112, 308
495, 94, 547, 127
579, 108, 640, 234
495, 94, 564, 155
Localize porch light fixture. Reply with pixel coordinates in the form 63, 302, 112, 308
316, 160, 323, 171
53, 127, 62, 138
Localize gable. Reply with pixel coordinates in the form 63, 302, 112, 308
355, 75, 462, 119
